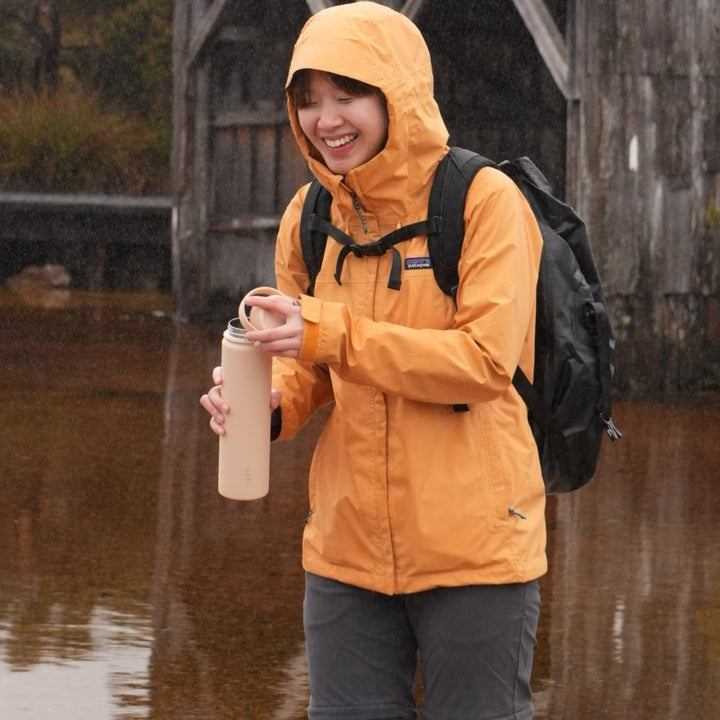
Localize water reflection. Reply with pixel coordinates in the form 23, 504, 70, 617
1, 288, 719, 719
1, 605, 151, 718
536, 398, 720, 719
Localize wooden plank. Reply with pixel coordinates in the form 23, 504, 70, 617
0, 192, 171, 214
564, 0, 581, 206
174, 64, 211, 317
254, 126, 278, 215
658, 77, 691, 184
278, 127, 311, 208
171, 0, 191, 194
213, 110, 289, 127
401, 0, 427, 21
184, 0, 235, 71
210, 216, 280, 232
211, 43, 243, 115
511, 0, 578, 100
660, 187, 693, 294
307, 0, 426, 20
666, 0, 691, 76
235, 125, 253, 215
211, 127, 237, 222
640, 0, 666, 75
697, 1, 719, 76
305, 0, 332, 13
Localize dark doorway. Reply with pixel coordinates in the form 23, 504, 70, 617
419, 0, 567, 196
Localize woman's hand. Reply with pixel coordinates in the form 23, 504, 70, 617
244, 294, 304, 358
200, 366, 283, 436
200, 366, 229, 435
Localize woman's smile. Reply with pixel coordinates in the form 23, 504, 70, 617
324, 133, 359, 149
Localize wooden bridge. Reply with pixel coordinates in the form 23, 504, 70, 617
0, 192, 172, 292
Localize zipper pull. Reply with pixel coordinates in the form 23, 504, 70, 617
601, 414, 622, 441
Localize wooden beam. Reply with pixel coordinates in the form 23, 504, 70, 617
564, 0, 581, 207
306, 0, 426, 19
184, 0, 235, 71
511, 0, 579, 100
401, 0, 427, 22
306, 0, 332, 13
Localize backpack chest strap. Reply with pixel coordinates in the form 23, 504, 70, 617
308, 214, 439, 290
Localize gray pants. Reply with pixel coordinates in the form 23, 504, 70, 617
304, 572, 540, 720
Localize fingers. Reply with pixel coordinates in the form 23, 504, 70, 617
206, 384, 228, 412
201, 386, 281, 432
245, 294, 300, 318
208, 411, 226, 436
270, 388, 282, 410
202, 357, 285, 437
245, 308, 304, 358
253, 337, 302, 357
199, 389, 227, 434
200, 366, 229, 436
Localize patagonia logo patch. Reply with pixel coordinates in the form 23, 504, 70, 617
405, 256, 433, 270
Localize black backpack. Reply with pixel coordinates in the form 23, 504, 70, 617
299, 146, 621, 493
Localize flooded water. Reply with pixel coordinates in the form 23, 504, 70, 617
1, 287, 719, 720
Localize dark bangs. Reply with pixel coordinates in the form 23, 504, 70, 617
289, 70, 382, 108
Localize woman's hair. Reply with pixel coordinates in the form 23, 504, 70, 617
289, 69, 384, 109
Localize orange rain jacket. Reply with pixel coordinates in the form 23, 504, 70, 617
272, 2, 546, 595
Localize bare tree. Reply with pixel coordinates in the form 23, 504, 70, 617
0, 0, 61, 93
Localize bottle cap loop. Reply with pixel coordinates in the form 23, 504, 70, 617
238, 286, 293, 331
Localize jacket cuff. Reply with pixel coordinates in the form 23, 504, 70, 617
298, 294, 322, 362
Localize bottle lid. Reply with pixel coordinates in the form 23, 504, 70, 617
238, 286, 293, 331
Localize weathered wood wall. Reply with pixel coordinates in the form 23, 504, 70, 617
172, 0, 309, 319
172, 0, 720, 396
570, 1, 720, 396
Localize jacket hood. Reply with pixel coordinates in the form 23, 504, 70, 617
286, 2, 449, 216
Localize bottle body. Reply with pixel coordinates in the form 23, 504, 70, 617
218, 319, 271, 500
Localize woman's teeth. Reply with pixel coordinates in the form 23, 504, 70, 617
325, 134, 357, 148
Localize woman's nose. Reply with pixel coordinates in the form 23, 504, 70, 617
316, 102, 343, 129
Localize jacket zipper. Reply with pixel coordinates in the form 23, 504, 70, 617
351, 191, 368, 233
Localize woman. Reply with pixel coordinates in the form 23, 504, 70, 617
201, 3, 546, 718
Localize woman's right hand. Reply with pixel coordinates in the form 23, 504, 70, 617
200, 366, 228, 436
199, 366, 283, 436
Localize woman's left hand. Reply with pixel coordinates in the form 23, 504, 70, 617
244, 294, 304, 358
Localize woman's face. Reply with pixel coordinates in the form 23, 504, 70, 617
297, 70, 388, 175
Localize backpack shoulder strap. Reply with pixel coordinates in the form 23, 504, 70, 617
299, 179, 333, 296
427, 147, 496, 299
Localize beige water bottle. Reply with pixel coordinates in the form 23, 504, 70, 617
217, 287, 290, 500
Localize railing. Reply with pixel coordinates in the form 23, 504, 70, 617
0, 192, 173, 291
